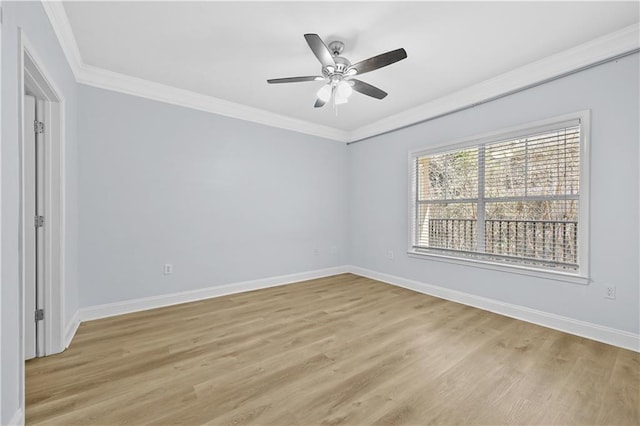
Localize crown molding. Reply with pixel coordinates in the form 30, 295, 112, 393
41, 1, 639, 144
41, 1, 84, 77
75, 64, 349, 142
348, 23, 640, 142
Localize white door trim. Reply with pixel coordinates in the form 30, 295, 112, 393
22, 95, 37, 360
35, 97, 45, 357
18, 27, 67, 416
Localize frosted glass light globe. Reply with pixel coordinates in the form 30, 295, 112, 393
316, 84, 332, 102
335, 80, 353, 104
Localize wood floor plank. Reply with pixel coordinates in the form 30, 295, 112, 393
26, 274, 639, 425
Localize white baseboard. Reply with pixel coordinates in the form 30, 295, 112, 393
348, 266, 640, 352
63, 264, 638, 353
64, 266, 349, 345
64, 310, 81, 348
8, 407, 24, 426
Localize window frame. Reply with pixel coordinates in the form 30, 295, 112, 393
407, 111, 591, 285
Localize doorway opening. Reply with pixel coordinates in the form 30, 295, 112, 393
19, 30, 66, 367
23, 94, 45, 359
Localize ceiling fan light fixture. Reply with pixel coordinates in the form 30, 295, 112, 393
267, 34, 407, 109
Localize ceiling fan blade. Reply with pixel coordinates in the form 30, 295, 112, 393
304, 34, 336, 68
348, 48, 407, 75
267, 76, 324, 84
351, 79, 388, 99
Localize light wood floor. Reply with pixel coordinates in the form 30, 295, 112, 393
26, 274, 639, 425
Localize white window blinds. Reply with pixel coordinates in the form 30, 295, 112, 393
412, 119, 581, 271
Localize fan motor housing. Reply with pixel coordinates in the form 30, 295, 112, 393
320, 41, 351, 78
322, 55, 351, 78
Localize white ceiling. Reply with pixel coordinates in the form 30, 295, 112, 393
61, 1, 639, 135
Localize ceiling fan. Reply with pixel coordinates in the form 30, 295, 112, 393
267, 34, 407, 108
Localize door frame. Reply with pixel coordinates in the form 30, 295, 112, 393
22, 94, 37, 360
18, 27, 66, 399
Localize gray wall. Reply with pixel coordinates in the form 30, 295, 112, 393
348, 52, 639, 334
77, 85, 348, 307
1, 2, 79, 422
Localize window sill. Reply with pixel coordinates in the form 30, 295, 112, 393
407, 250, 590, 285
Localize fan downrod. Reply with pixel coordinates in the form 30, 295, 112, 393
328, 41, 344, 57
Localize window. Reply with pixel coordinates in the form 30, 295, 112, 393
409, 112, 589, 281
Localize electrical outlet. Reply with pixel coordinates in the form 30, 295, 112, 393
313, 248, 320, 256
386, 250, 394, 260
330, 245, 337, 255
605, 285, 616, 299
164, 264, 173, 275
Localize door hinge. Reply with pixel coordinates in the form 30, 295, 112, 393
35, 309, 44, 322
33, 120, 44, 134
34, 215, 44, 228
